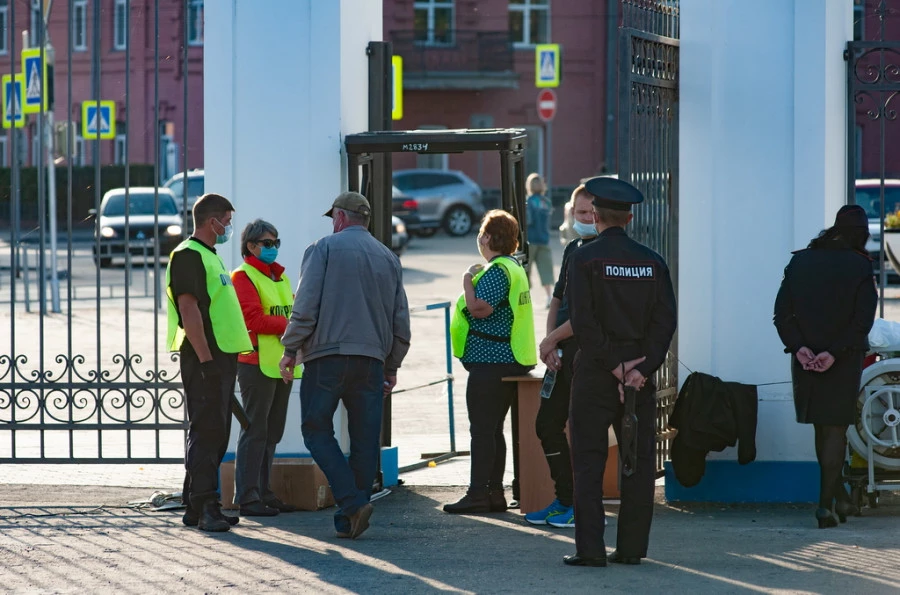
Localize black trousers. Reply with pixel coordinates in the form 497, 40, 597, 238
570, 353, 656, 559
465, 362, 531, 494
234, 363, 292, 505
534, 339, 576, 506
180, 341, 237, 511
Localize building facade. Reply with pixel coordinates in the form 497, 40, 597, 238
384, 0, 616, 194
0, 0, 203, 177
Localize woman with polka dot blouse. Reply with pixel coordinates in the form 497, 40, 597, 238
445, 210, 537, 514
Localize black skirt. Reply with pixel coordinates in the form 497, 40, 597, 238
791, 353, 863, 426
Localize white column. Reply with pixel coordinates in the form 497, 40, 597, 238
678, 0, 851, 498
205, 0, 383, 456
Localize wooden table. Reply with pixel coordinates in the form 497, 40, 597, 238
504, 370, 621, 514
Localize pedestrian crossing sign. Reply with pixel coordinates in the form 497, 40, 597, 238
535, 44, 561, 88
2, 74, 25, 128
21, 48, 48, 114
82, 100, 116, 140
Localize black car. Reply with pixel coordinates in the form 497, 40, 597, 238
91, 187, 184, 267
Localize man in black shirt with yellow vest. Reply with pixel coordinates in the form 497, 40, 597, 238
563, 177, 677, 567
166, 193, 252, 532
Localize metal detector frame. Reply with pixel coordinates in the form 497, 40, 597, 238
344, 127, 530, 263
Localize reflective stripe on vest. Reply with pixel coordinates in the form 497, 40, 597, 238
165, 239, 253, 354
235, 262, 303, 379
450, 256, 537, 366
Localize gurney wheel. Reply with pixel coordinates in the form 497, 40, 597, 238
868, 491, 879, 509
851, 486, 864, 509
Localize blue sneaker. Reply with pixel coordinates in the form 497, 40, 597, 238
524, 499, 572, 525
547, 509, 575, 528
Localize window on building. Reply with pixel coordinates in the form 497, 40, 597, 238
522, 125, 544, 178
188, 0, 203, 46
113, 0, 127, 50
0, 1, 8, 56
73, 0, 87, 51
0, 135, 7, 167
73, 134, 85, 167
854, 0, 865, 41
414, 125, 449, 169
414, 0, 454, 45
509, 0, 550, 47
114, 131, 126, 165
29, 0, 42, 47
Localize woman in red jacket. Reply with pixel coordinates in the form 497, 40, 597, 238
231, 219, 300, 516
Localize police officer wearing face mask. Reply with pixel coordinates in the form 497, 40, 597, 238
563, 177, 677, 567
166, 193, 252, 532
230, 220, 302, 517
525, 184, 598, 529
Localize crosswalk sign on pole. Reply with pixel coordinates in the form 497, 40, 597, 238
82, 100, 116, 140
535, 44, 561, 88
21, 48, 48, 114
2, 74, 25, 128
392, 55, 403, 121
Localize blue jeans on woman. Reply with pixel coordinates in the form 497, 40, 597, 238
300, 355, 384, 525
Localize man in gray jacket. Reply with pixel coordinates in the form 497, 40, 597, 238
279, 191, 411, 540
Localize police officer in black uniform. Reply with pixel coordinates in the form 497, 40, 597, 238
563, 177, 677, 567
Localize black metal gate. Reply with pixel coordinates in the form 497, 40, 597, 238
618, 0, 680, 474
846, 0, 900, 318
0, 1, 197, 462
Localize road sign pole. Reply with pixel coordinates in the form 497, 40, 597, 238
47, 108, 60, 313
546, 120, 553, 205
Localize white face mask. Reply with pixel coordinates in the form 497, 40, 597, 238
572, 220, 597, 237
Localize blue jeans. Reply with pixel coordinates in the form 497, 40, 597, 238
300, 355, 383, 520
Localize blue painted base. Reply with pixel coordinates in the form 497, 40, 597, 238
220, 449, 400, 488
664, 460, 819, 503
381, 446, 399, 488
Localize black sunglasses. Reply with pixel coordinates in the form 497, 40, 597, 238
254, 239, 281, 249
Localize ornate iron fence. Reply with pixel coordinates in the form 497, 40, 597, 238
846, 0, 900, 317
619, 0, 680, 475
0, 0, 195, 462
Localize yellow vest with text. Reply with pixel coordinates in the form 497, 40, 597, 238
450, 257, 537, 366
235, 262, 302, 379
166, 239, 253, 354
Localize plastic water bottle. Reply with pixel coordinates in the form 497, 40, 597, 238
540, 349, 564, 399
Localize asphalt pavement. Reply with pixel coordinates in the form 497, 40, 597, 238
1, 232, 899, 593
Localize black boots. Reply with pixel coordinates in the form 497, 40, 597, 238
443, 491, 491, 514
489, 490, 508, 512
198, 500, 232, 532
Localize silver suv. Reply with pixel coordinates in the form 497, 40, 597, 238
163, 169, 205, 215
392, 169, 484, 236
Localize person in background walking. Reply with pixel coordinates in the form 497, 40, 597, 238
774, 205, 877, 528
525, 173, 555, 308
279, 192, 411, 540
444, 210, 537, 514
231, 219, 301, 517
166, 193, 250, 532
526, 185, 599, 529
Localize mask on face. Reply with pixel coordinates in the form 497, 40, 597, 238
258, 246, 278, 264
572, 220, 597, 237
215, 219, 234, 245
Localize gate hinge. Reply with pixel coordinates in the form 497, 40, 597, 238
843, 49, 850, 61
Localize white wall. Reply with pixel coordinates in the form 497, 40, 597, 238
205, 0, 383, 455
679, 0, 852, 462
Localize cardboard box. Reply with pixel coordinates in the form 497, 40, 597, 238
219, 458, 335, 511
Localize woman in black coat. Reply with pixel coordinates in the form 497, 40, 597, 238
773, 205, 877, 528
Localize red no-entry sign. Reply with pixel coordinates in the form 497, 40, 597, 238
537, 89, 557, 122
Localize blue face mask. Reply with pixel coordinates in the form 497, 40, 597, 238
215, 220, 234, 245
572, 220, 597, 237
258, 246, 278, 264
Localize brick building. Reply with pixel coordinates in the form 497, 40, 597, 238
0, 0, 203, 177
384, 0, 617, 195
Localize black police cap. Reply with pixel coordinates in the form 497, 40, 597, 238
584, 177, 644, 212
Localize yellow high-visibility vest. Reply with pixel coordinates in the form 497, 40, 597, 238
450, 256, 537, 366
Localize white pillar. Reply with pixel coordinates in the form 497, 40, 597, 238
205, 0, 382, 456
676, 0, 851, 501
